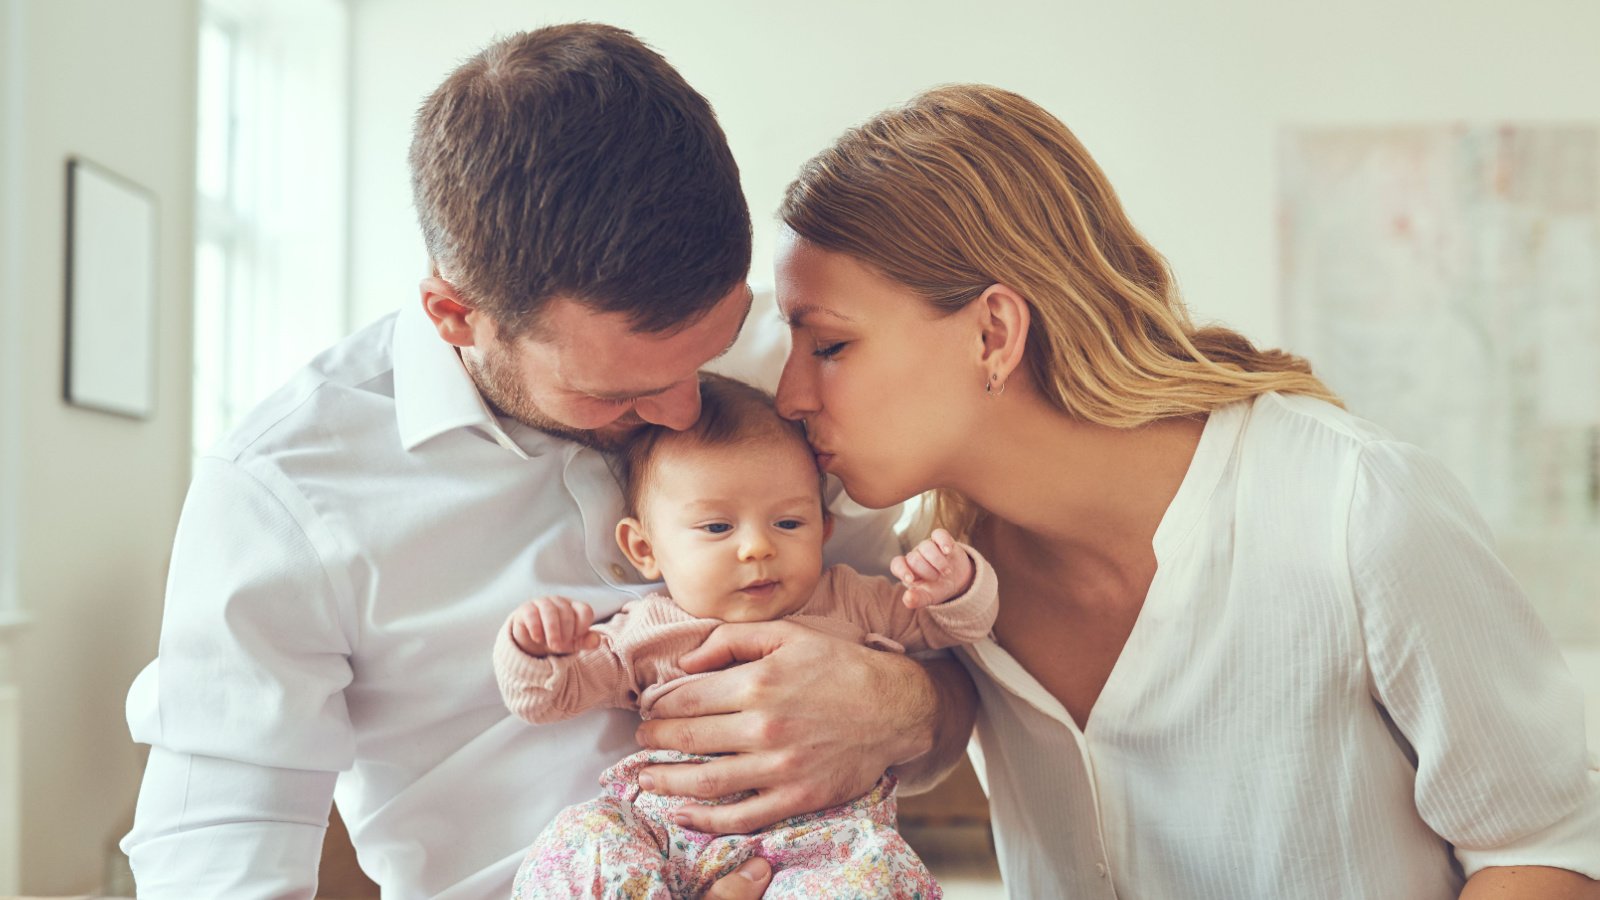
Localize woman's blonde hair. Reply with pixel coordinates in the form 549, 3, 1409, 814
779, 84, 1339, 538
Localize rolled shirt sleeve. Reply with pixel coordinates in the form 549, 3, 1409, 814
1348, 439, 1600, 879
123, 456, 358, 897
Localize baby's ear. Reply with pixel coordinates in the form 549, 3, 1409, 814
821, 510, 835, 545
615, 517, 661, 579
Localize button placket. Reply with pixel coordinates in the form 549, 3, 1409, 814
562, 447, 646, 590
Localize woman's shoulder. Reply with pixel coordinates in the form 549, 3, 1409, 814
1236, 391, 1397, 466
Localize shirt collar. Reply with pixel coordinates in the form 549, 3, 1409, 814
392, 302, 535, 459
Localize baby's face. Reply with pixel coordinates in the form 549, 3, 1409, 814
628, 434, 828, 622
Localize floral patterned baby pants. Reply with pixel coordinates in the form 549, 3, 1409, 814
509, 749, 941, 899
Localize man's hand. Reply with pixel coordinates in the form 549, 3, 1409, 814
891, 528, 974, 609
632, 620, 939, 834
704, 858, 772, 899
508, 596, 600, 656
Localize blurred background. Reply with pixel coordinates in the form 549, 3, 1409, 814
1, 0, 1597, 895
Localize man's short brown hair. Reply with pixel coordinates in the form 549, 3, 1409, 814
409, 23, 752, 337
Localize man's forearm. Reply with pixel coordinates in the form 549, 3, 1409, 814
886, 655, 978, 795
1460, 865, 1600, 899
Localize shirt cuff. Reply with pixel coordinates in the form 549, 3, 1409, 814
1454, 762, 1600, 879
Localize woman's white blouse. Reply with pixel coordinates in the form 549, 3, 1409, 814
959, 392, 1600, 899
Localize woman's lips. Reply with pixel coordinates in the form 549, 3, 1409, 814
814, 451, 836, 471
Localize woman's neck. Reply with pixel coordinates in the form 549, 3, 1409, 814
949, 390, 1206, 583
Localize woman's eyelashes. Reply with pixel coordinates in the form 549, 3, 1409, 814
812, 341, 847, 359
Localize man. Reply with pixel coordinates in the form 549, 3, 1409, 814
122, 23, 975, 899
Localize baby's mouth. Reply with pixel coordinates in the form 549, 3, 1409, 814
739, 579, 780, 596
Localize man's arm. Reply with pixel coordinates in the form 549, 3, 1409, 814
123, 749, 338, 898
123, 457, 356, 897
630, 620, 977, 833
884, 653, 978, 795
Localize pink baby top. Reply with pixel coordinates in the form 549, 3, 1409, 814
494, 546, 998, 725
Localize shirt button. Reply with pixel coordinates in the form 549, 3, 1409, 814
1095, 862, 1107, 878
609, 563, 627, 580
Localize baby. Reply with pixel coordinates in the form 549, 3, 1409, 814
494, 374, 998, 899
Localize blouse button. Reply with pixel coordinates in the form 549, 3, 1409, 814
1095, 862, 1107, 878
609, 563, 627, 580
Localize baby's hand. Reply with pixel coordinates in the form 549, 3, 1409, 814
509, 596, 601, 656
890, 528, 975, 609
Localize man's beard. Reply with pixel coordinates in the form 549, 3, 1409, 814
460, 344, 644, 452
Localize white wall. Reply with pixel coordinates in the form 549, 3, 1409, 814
346, 0, 1600, 341
0, 1, 24, 891
7, 0, 197, 892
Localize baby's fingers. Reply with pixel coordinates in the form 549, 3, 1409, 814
533, 596, 577, 653
510, 614, 546, 655
901, 584, 936, 609
903, 545, 945, 583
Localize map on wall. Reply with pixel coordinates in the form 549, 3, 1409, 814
1279, 125, 1600, 639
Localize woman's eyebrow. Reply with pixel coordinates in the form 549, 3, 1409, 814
780, 304, 857, 327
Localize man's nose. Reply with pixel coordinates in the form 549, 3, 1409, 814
774, 353, 816, 422
636, 379, 702, 431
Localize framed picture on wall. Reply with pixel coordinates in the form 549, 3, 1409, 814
63, 156, 158, 419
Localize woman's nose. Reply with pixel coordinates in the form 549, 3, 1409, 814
774, 353, 817, 422
635, 379, 702, 431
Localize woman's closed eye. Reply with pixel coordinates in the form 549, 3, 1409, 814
811, 341, 847, 360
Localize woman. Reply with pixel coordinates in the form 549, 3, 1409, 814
772, 85, 1600, 898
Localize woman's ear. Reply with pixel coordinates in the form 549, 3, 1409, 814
972, 283, 1030, 392
420, 271, 478, 348
615, 517, 661, 580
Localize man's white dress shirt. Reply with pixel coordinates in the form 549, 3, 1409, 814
122, 302, 902, 898
960, 391, 1600, 899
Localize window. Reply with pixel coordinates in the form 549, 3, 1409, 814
192, 0, 349, 455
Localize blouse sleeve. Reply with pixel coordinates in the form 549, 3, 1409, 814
1346, 439, 1600, 879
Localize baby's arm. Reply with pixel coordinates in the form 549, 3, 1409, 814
493, 596, 636, 726
834, 531, 999, 653
890, 529, 975, 609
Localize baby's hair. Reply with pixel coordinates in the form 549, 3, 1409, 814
614, 373, 823, 519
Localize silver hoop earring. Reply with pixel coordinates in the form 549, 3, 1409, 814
985, 373, 1006, 398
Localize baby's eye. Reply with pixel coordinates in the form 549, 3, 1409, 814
775, 519, 805, 530
811, 342, 846, 360
700, 523, 733, 534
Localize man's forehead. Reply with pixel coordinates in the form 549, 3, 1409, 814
532, 288, 752, 393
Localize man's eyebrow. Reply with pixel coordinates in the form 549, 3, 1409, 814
779, 304, 856, 328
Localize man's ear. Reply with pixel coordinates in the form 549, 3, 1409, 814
420, 272, 477, 349
970, 283, 1031, 392
616, 517, 661, 579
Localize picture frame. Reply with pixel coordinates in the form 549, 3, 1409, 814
63, 156, 158, 419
